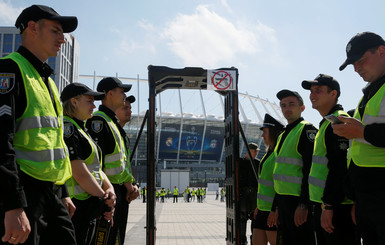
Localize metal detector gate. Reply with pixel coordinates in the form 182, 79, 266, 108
146, 65, 242, 244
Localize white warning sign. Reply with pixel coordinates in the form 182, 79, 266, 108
207, 70, 236, 91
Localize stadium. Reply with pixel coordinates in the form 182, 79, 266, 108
99, 78, 287, 187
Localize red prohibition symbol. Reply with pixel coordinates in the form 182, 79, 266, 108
212, 70, 232, 90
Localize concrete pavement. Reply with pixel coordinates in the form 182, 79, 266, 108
124, 195, 232, 245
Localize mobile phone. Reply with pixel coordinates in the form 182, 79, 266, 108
324, 114, 343, 124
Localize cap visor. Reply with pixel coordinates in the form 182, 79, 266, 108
51, 16, 78, 33
120, 84, 132, 92
126, 95, 136, 103
301, 80, 315, 90
339, 61, 348, 71
85, 91, 105, 100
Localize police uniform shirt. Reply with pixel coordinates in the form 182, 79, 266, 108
85, 105, 130, 167
64, 117, 102, 162
275, 117, 317, 205
320, 104, 350, 205
0, 46, 59, 211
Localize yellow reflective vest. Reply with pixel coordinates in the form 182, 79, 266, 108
309, 110, 352, 204
273, 120, 308, 196
64, 116, 103, 200
92, 111, 134, 184
351, 83, 385, 167
257, 151, 276, 211
5, 52, 71, 185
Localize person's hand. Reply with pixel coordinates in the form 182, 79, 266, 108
62, 197, 76, 218
321, 209, 335, 233
128, 185, 140, 201
2, 208, 31, 244
103, 190, 116, 209
267, 211, 277, 227
331, 116, 365, 139
103, 207, 115, 227
351, 203, 356, 225
253, 208, 258, 219
294, 205, 308, 227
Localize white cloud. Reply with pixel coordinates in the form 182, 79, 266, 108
162, 5, 279, 68
0, 1, 23, 25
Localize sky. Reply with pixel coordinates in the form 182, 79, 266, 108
1, 0, 385, 126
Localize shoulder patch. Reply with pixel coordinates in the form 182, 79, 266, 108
92, 120, 103, 133
64, 123, 74, 138
0, 73, 15, 94
306, 130, 317, 142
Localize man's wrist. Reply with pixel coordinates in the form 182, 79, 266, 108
321, 203, 333, 210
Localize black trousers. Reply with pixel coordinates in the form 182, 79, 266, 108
0, 172, 76, 245
72, 197, 105, 245
277, 195, 315, 245
107, 184, 129, 245
173, 195, 178, 203
312, 204, 357, 245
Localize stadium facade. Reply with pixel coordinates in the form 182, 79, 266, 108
123, 90, 286, 187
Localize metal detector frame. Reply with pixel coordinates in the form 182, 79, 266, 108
147, 65, 241, 245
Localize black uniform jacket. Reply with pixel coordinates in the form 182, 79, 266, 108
0, 46, 64, 211
275, 117, 318, 205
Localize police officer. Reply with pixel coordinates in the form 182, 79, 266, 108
333, 31, 385, 244
60, 83, 116, 245
239, 142, 260, 245
274, 89, 317, 245
86, 77, 137, 245
0, 5, 78, 244
115, 95, 139, 202
253, 114, 284, 245
173, 186, 179, 203
302, 74, 355, 244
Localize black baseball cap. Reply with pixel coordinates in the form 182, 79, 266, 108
276, 89, 304, 104
260, 113, 284, 131
15, 5, 78, 33
339, 32, 385, 71
60, 83, 105, 102
126, 95, 136, 103
97, 77, 132, 93
248, 143, 260, 151
302, 74, 340, 97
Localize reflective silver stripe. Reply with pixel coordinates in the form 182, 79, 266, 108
15, 148, 67, 162
73, 185, 85, 195
257, 193, 274, 203
16, 116, 59, 131
105, 153, 122, 164
259, 178, 274, 187
354, 138, 371, 145
312, 155, 328, 165
104, 167, 124, 176
276, 156, 303, 167
363, 114, 385, 124
273, 174, 302, 184
308, 176, 325, 188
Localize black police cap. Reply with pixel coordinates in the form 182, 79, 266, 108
276, 89, 304, 104
15, 5, 78, 33
60, 83, 105, 102
260, 113, 284, 131
302, 74, 341, 97
126, 95, 136, 103
339, 32, 385, 71
97, 77, 132, 93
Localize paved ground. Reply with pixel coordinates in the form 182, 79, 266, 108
124, 195, 241, 245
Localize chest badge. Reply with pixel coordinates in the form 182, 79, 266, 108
92, 120, 103, 133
